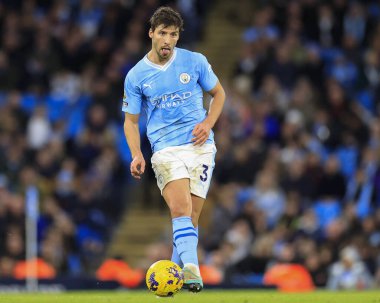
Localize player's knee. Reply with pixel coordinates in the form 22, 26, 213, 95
170, 203, 191, 218
191, 212, 200, 228
191, 218, 198, 228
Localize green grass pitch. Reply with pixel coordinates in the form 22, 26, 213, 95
0, 290, 380, 303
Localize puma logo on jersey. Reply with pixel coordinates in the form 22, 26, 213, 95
143, 82, 153, 89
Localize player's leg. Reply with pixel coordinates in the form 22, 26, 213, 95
170, 196, 204, 291
152, 145, 214, 293
180, 145, 215, 293
151, 148, 194, 266
171, 194, 205, 267
162, 178, 192, 218
171, 242, 182, 267
179, 194, 204, 292
171, 191, 204, 268
162, 179, 202, 292
161, 179, 192, 267
190, 194, 205, 228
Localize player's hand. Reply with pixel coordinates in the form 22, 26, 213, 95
130, 154, 146, 179
192, 120, 212, 146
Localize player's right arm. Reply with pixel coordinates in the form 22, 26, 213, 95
122, 69, 145, 179
124, 113, 145, 179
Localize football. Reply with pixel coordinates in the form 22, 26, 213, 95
146, 260, 184, 297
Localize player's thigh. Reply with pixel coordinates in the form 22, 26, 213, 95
151, 148, 189, 195
151, 148, 192, 216
162, 178, 192, 217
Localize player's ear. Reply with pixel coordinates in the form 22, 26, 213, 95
149, 28, 154, 39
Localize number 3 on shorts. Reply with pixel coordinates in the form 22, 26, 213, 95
200, 164, 209, 182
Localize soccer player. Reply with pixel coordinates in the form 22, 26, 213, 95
122, 6, 225, 292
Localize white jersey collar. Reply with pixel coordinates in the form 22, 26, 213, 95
143, 48, 177, 71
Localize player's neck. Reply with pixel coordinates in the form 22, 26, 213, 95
147, 50, 172, 66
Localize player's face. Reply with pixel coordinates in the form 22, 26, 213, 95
149, 24, 179, 62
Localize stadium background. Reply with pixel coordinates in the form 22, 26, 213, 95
0, 0, 379, 292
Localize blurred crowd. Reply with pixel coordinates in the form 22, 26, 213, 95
1, 0, 380, 292
0, 0, 209, 277
195, 0, 380, 290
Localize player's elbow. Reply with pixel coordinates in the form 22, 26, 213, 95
219, 86, 226, 101
123, 118, 136, 134
213, 83, 226, 101
124, 114, 139, 128
214, 86, 226, 106
123, 119, 131, 130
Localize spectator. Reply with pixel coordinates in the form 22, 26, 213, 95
327, 246, 373, 290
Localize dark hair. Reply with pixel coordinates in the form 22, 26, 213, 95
149, 6, 184, 32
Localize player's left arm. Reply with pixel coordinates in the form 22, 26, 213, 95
192, 81, 225, 146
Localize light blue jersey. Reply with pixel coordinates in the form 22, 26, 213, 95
122, 47, 218, 152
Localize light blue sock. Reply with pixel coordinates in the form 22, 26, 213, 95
172, 226, 199, 267
172, 216, 198, 266
171, 242, 183, 267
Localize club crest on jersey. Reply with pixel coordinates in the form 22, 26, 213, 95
180, 73, 190, 84
123, 91, 128, 107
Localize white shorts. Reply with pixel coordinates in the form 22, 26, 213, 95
151, 143, 217, 199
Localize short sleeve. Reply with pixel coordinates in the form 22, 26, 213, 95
122, 73, 142, 114
197, 53, 218, 92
